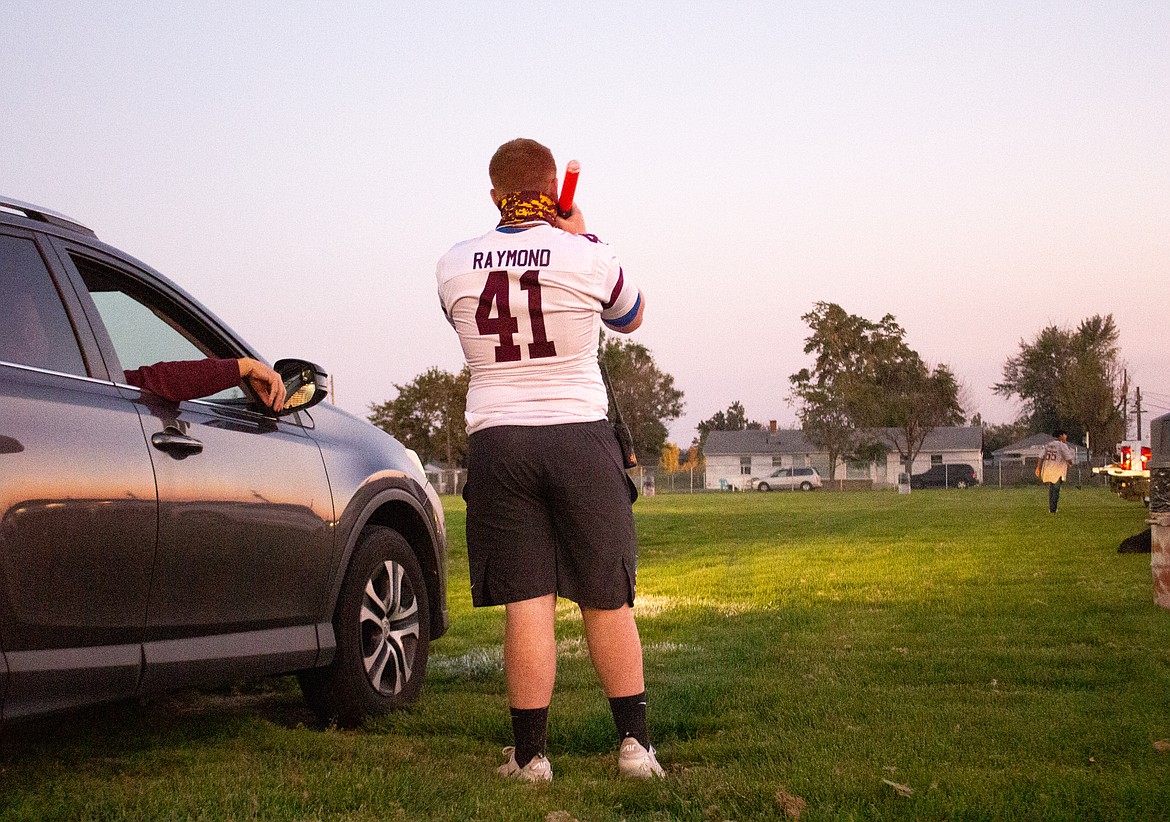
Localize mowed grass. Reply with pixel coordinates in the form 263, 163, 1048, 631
2, 487, 1169, 820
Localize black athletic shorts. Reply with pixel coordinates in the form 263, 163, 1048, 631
463, 420, 638, 609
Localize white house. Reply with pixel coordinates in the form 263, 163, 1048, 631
704, 425, 984, 490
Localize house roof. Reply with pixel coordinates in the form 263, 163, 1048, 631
991, 433, 1056, 457
704, 428, 818, 455
705, 426, 982, 456
992, 433, 1089, 461
877, 425, 983, 452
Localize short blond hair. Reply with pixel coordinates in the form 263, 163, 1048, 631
489, 138, 556, 192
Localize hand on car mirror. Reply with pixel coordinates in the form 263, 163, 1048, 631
238, 357, 286, 412
273, 358, 330, 414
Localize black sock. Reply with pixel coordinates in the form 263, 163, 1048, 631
509, 706, 549, 768
608, 691, 650, 749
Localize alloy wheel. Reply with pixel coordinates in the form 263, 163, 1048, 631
360, 559, 420, 696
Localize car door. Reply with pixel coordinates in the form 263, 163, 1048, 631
0, 230, 155, 720
58, 247, 335, 692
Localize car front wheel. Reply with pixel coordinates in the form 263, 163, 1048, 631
757, 483, 770, 492
799, 481, 813, 491
299, 525, 430, 726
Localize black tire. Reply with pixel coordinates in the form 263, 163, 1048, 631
956, 480, 969, 489
299, 526, 430, 726
757, 483, 770, 492
799, 481, 813, 491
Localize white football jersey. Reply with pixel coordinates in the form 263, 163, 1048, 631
437, 223, 641, 434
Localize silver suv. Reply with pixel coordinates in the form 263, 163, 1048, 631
0, 196, 447, 727
752, 466, 823, 492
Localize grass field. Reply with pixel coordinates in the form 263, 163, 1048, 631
2, 487, 1168, 820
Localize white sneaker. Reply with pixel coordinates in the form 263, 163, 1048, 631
496, 746, 553, 782
618, 737, 665, 779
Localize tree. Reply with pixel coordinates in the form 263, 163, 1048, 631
787, 379, 855, 480
368, 366, 470, 467
660, 442, 681, 473
790, 302, 963, 479
599, 336, 684, 466
696, 401, 761, 451
789, 303, 903, 479
862, 358, 964, 473
1055, 316, 1126, 452
980, 419, 1030, 460
994, 314, 1125, 452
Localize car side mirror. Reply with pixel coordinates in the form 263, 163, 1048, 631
274, 358, 329, 415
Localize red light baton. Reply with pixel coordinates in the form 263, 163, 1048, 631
558, 160, 580, 218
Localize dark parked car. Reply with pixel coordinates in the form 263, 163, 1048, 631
0, 196, 447, 727
910, 463, 978, 489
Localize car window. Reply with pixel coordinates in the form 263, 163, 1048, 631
70, 253, 246, 403
0, 234, 88, 376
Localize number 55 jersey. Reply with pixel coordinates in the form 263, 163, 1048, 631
437, 223, 641, 435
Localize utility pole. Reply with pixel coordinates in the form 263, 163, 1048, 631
1121, 370, 1129, 438
1136, 386, 1142, 440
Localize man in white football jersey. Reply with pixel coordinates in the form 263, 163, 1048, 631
1038, 429, 1076, 513
436, 138, 662, 782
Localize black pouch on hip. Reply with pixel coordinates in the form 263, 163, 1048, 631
600, 355, 637, 470
614, 418, 637, 470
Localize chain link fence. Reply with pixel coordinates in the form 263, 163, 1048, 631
980, 457, 1110, 489
427, 458, 1114, 497
635, 457, 1114, 495
426, 467, 467, 497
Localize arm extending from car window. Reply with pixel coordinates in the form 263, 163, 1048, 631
124, 357, 286, 411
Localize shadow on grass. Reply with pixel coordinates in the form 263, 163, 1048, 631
0, 676, 322, 767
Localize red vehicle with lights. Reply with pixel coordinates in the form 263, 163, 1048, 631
1094, 438, 1151, 502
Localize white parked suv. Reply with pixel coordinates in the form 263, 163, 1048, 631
752, 467, 822, 492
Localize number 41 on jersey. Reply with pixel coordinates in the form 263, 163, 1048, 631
475, 269, 557, 363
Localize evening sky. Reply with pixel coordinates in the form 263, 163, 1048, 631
4, 2, 1167, 444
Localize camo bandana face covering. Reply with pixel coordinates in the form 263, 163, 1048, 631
497, 191, 557, 227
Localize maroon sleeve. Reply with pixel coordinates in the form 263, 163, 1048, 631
123, 358, 241, 402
